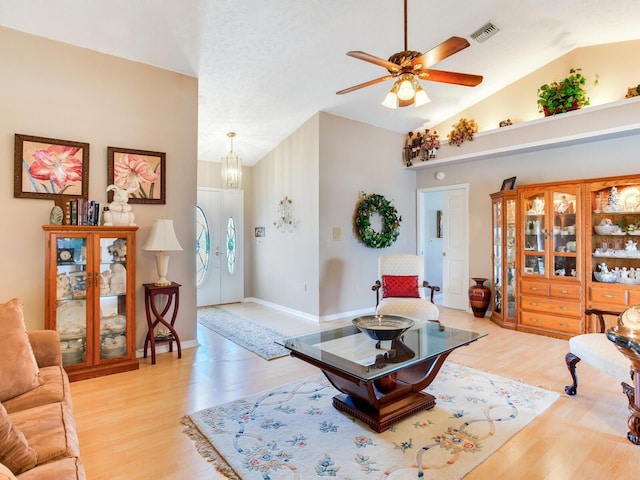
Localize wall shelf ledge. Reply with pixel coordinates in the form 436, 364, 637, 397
407, 96, 640, 170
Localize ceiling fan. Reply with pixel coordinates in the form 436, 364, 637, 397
336, 0, 483, 108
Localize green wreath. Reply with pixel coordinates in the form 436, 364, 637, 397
355, 192, 402, 248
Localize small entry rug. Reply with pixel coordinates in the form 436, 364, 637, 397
198, 306, 289, 360
182, 363, 559, 479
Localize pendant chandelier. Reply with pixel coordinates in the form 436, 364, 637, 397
221, 132, 242, 189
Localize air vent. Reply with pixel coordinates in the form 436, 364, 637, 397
470, 22, 500, 43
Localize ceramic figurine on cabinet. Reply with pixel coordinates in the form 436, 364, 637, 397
109, 263, 127, 294
103, 185, 136, 226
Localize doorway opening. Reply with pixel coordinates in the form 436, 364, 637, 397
417, 184, 470, 311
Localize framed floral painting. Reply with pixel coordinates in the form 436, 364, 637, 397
14, 134, 89, 201
107, 146, 165, 204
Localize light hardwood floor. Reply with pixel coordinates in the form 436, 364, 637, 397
70, 303, 637, 479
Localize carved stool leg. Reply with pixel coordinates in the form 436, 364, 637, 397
622, 381, 640, 445
565, 352, 581, 396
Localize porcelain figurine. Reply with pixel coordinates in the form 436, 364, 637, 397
103, 184, 136, 226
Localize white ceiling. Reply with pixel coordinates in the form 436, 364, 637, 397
1, 0, 638, 166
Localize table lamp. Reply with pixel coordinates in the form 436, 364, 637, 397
143, 218, 183, 286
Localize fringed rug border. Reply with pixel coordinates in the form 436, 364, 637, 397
181, 415, 240, 480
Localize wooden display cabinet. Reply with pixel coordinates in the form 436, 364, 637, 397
43, 225, 139, 381
490, 190, 518, 329
585, 174, 640, 331
517, 182, 584, 339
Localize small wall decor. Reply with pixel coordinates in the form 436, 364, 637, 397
447, 118, 478, 147
403, 129, 440, 166
355, 192, 402, 249
107, 146, 165, 204
14, 133, 89, 201
254, 226, 265, 237
437, 210, 443, 238
625, 84, 640, 98
274, 196, 298, 232
501, 176, 517, 191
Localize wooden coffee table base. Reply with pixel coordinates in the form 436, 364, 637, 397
333, 391, 436, 433
291, 350, 453, 433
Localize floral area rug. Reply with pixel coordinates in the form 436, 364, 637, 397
197, 306, 289, 360
182, 362, 559, 479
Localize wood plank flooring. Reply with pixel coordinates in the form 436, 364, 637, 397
69, 303, 638, 479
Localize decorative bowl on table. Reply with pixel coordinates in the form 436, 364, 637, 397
352, 315, 415, 341
594, 224, 617, 235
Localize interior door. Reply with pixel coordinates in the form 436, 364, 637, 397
441, 187, 469, 310
196, 189, 222, 307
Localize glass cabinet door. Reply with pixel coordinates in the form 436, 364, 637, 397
55, 236, 88, 366
551, 190, 579, 278
522, 190, 547, 276
492, 200, 503, 314
504, 197, 517, 318
98, 236, 129, 361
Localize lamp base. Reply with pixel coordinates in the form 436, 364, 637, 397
153, 252, 172, 287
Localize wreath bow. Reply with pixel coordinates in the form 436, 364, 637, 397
355, 192, 402, 248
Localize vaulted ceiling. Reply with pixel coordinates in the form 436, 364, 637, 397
1, 0, 638, 165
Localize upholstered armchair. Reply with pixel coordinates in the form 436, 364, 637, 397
565, 308, 633, 395
371, 253, 440, 321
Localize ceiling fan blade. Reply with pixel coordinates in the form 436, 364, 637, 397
418, 69, 483, 87
411, 36, 470, 70
346, 51, 401, 73
336, 75, 395, 95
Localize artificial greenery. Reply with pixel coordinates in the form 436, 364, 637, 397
355, 192, 402, 249
447, 117, 478, 147
537, 68, 590, 116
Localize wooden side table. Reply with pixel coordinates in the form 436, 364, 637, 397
143, 282, 182, 365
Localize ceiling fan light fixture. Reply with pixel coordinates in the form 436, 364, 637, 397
396, 74, 416, 101
414, 85, 430, 107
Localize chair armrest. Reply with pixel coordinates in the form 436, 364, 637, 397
372, 280, 382, 307
584, 308, 622, 333
423, 281, 440, 303
27, 330, 62, 368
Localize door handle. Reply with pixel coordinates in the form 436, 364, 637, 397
442, 252, 446, 256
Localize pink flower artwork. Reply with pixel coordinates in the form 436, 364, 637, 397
113, 154, 160, 199
28, 145, 83, 192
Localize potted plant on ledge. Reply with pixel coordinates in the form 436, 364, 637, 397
537, 68, 590, 116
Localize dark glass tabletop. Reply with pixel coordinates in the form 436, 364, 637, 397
282, 320, 486, 382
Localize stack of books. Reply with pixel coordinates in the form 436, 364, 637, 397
65, 199, 104, 226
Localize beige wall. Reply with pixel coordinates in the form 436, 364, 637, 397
0, 27, 198, 349
318, 113, 416, 318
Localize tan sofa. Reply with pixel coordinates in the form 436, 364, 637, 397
0, 299, 86, 479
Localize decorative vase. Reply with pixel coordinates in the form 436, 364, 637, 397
469, 277, 491, 318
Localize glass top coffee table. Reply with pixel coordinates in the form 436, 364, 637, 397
282, 317, 486, 432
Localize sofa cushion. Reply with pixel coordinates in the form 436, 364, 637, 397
0, 402, 37, 475
2, 366, 66, 415
14, 456, 84, 480
11, 401, 80, 467
382, 275, 420, 298
0, 299, 42, 402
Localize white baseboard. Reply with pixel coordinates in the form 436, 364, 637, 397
135, 338, 199, 358
243, 297, 375, 323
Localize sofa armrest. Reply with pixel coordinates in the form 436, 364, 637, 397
27, 330, 62, 368
0, 463, 18, 480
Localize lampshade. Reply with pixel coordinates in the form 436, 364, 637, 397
381, 90, 399, 109
396, 75, 415, 101
414, 86, 431, 107
143, 218, 183, 286
143, 219, 183, 252
221, 131, 242, 190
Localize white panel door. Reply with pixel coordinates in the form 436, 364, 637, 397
197, 189, 222, 307
442, 188, 469, 310
220, 190, 244, 304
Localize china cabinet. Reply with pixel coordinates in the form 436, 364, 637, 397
517, 182, 584, 339
585, 174, 640, 329
489, 190, 517, 329
43, 225, 139, 381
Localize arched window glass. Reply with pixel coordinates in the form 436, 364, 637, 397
195, 206, 210, 286
226, 216, 236, 275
